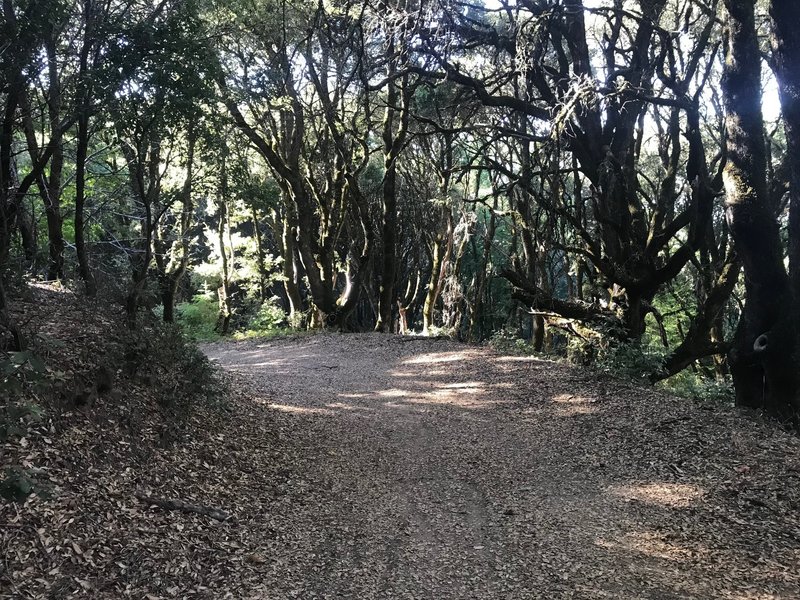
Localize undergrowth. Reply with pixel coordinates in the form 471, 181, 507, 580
176, 293, 294, 341
489, 328, 734, 404
176, 293, 220, 341
124, 322, 227, 418
1, 284, 229, 502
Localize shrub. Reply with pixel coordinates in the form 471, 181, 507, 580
657, 370, 734, 404
176, 292, 219, 340
0, 350, 54, 442
0, 466, 38, 502
596, 341, 667, 381
489, 327, 542, 354
246, 296, 286, 333
0, 350, 49, 396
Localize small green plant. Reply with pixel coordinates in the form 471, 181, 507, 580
593, 339, 734, 403
0, 349, 63, 442
597, 341, 666, 381
422, 324, 458, 339
489, 328, 537, 354
566, 335, 597, 365
658, 370, 734, 404
176, 292, 219, 340
0, 350, 49, 395
0, 400, 44, 441
246, 296, 286, 333
0, 466, 38, 502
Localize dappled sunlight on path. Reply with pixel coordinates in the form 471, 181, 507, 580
204, 333, 800, 599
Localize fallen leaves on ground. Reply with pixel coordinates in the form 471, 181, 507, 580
2, 287, 800, 598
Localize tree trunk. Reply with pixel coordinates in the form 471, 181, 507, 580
215, 158, 232, 335
770, 0, 800, 416
375, 36, 410, 333
251, 204, 268, 301
158, 123, 195, 323
125, 188, 154, 329
280, 205, 304, 326
376, 153, 398, 332
423, 213, 452, 335
532, 315, 545, 352
770, 0, 800, 306
44, 33, 64, 280
469, 208, 496, 342
16, 203, 36, 263
75, 22, 96, 296
397, 269, 420, 335
722, 0, 798, 419
161, 278, 177, 323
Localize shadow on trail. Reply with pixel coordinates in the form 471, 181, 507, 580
205, 334, 800, 600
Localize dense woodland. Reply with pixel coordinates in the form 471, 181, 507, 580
1, 0, 799, 420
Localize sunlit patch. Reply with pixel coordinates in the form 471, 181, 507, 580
338, 393, 368, 399
595, 531, 703, 562
553, 393, 593, 403
378, 389, 410, 398
388, 369, 451, 377
608, 482, 704, 508
493, 356, 542, 363
404, 352, 471, 364
325, 402, 371, 411
552, 404, 599, 416
381, 401, 408, 409
377, 386, 489, 407
230, 360, 296, 369
442, 382, 484, 390
269, 403, 332, 415
398, 386, 511, 409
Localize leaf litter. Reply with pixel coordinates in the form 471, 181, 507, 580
1, 289, 799, 599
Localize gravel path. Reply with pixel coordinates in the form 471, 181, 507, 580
204, 333, 800, 599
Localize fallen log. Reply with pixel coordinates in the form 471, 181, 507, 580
134, 492, 231, 522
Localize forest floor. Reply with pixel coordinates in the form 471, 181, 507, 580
3, 305, 800, 599
201, 333, 800, 599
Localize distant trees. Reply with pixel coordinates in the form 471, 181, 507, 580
217, 0, 378, 328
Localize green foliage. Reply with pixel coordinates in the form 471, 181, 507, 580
176, 292, 220, 340
246, 296, 286, 333
0, 351, 49, 396
566, 335, 597, 366
0, 466, 37, 503
657, 371, 734, 404
489, 328, 537, 354
0, 349, 65, 442
596, 342, 667, 382
0, 400, 45, 444
424, 324, 459, 339
596, 340, 734, 403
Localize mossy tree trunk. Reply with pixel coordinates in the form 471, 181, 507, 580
722, 0, 799, 420
376, 23, 412, 333
279, 203, 304, 327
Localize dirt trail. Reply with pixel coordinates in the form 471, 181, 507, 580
204, 333, 800, 599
